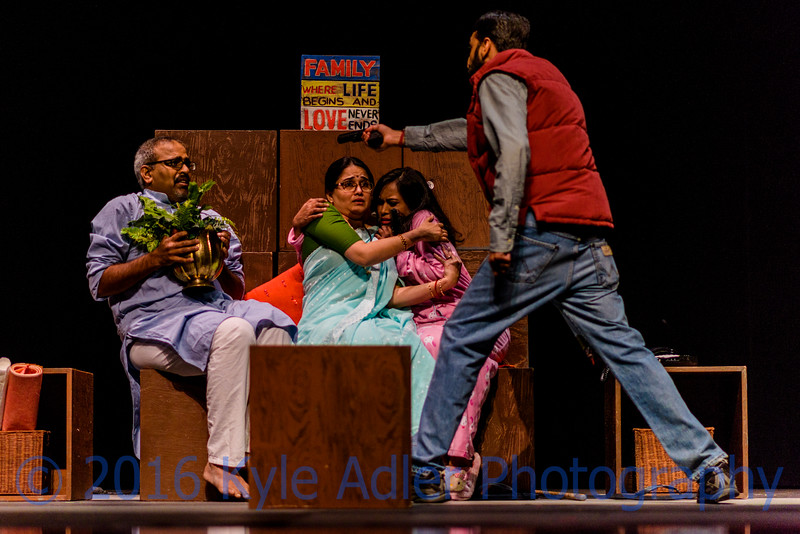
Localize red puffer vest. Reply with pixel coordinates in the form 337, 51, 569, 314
467, 49, 614, 228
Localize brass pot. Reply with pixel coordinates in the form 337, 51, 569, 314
173, 228, 225, 294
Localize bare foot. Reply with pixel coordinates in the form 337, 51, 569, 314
203, 462, 250, 499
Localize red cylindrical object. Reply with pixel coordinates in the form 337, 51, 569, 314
1, 363, 43, 431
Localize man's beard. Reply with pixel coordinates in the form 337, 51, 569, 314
467, 48, 484, 76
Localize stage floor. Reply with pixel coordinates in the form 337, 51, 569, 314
0, 489, 798, 533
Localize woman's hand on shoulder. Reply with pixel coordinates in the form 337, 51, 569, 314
412, 215, 448, 243
293, 198, 329, 232
376, 225, 394, 239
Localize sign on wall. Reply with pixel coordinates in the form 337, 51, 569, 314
300, 55, 380, 131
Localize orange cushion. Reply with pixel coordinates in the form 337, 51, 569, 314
244, 263, 305, 324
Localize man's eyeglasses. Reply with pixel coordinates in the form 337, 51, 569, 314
336, 180, 373, 192
145, 157, 197, 171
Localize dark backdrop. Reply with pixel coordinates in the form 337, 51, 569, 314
2, 1, 798, 490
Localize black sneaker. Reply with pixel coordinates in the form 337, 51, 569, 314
411, 463, 449, 503
697, 458, 740, 503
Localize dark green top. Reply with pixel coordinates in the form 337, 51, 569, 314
301, 204, 366, 263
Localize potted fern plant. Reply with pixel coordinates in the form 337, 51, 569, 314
122, 181, 234, 293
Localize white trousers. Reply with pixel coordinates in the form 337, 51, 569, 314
130, 318, 292, 466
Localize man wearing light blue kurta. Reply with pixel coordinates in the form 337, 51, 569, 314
87, 136, 297, 499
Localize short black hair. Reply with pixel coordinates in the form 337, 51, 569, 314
324, 156, 374, 194
473, 10, 530, 52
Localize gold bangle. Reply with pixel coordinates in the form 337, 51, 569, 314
399, 233, 409, 249
435, 279, 442, 297
427, 282, 436, 299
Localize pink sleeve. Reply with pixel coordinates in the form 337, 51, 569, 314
395, 211, 454, 285
287, 227, 304, 265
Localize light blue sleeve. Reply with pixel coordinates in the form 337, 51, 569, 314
86, 194, 141, 301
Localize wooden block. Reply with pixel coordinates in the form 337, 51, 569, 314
473, 367, 535, 494
242, 251, 273, 292
249, 345, 411, 509
458, 249, 486, 277
139, 370, 209, 501
277, 250, 301, 274
154, 130, 279, 254
278, 130, 402, 250
504, 319, 530, 369
402, 150, 490, 248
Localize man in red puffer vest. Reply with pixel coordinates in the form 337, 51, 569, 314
366, 10, 737, 504
467, 47, 613, 231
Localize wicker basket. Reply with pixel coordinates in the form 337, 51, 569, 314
633, 427, 714, 494
0, 430, 50, 495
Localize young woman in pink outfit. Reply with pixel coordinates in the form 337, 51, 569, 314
373, 167, 510, 500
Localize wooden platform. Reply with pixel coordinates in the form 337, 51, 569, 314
1, 491, 797, 532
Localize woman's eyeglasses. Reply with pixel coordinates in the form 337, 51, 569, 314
336, 180, 373, 192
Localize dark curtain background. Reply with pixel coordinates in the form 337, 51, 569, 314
2, 1, 798, 490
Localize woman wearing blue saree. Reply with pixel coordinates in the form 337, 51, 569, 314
294, 156, 460, 437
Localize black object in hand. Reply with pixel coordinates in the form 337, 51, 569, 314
389, 208, 403, 236
337, 129, 384, 148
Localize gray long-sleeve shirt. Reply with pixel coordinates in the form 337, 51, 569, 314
404, 73, 530, 253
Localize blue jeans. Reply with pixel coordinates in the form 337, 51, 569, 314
415, 211, 725, 480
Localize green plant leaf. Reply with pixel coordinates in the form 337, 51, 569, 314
121, 181, 234, 251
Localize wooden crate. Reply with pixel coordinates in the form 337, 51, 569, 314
0, 368, 93, 502
605, 366, 749, 497
249, 345, 411, 509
